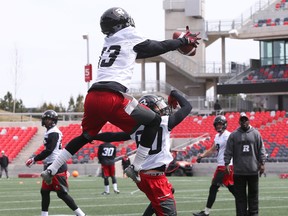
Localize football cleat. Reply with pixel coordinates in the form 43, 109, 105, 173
41, 169, 53, 185
124, 165, 141, 183
101, 191, 110, 195
193, 211, 209, 216
114, 189, 120, 194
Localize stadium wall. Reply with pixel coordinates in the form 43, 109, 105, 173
9, 162, 288, 178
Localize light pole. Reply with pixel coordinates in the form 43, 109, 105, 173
83, 34, 91, 89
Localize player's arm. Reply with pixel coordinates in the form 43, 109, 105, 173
26, 133, 58, 167
167, 90, 192, 130
134, 29, 200, 59
200, 144, 217, 158
34, 133, 58, 161
196, 143, 217, 163
113, 146, 117, 158
224, 134, 233, 173
134, 38, 187, 59
258, 134, 266, 175
93, 132, 131, 142
258, 134, 266, 165
97, 145, 102, 163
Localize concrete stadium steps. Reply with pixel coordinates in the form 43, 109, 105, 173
12, 126, 45, 165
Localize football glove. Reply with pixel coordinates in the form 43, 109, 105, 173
184, 26, 201, 48
196, 155, 202, 163
168, 95, 178, 109
25, 157, 35, 167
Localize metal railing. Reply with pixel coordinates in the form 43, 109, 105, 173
205, 0, 278, 32
0, 81, 256, 122
162, 51, 246, 75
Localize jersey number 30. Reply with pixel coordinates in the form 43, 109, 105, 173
102, 147, 115, 156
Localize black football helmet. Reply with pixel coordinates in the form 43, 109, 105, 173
139, 94, 171, 116
100, 7, 135, 36
213, 115, 227, 133
41, 110, 58, 127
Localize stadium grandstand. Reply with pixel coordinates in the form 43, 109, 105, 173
0, 0, 288, 178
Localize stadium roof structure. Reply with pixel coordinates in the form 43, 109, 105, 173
215, 0, 288, 95
217, 81, 288, 94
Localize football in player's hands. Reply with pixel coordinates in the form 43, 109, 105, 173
173, 31, 196, 56
172, 26, 201, 56
168, 95, 178, 109
184, 32, 201, 47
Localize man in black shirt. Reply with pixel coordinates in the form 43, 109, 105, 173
98, 142, 120, 195
213, 99, 222, 114
0, 150, 9, 178
224, 112, 266, 216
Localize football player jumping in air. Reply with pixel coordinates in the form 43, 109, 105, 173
193, 115, 236, 216
93, 90, 192, 216
41, 7, 200, 184
25, 110, 86, 216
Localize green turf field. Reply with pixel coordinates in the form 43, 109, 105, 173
0, 175, 287, 216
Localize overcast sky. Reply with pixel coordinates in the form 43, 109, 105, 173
0, 0, 260, 108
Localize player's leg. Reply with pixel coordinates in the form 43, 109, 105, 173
130, 103, 162, 149
206, 184, 220, 207
142, 186, 175, 216
234, 175, 248, 216
133, 112, 161, 170
41, 91, 108, 182
110, 100, 161, 182
40, 189, 50, 216
142, 203, 155, 216
57, 191, 77, 210
128, 103, 161, 142
57, 191, 85, 215
102, 176, 110, 195
207, 167, 226, 209
225, 165, 236, 197
247, 175, 259, 216
193, 184, 220, 216
139, 173, 177, 216
55, 172, 86, 216
194, 167, 224, 216
4, 167, 8, 178
111, 175, 120, 194
43, 134, 89, 178
108, 164, 119, 193
228, 185, 236, 197
101, 166, 110, 195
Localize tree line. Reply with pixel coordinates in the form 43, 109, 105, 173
0, 91, 84, 113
